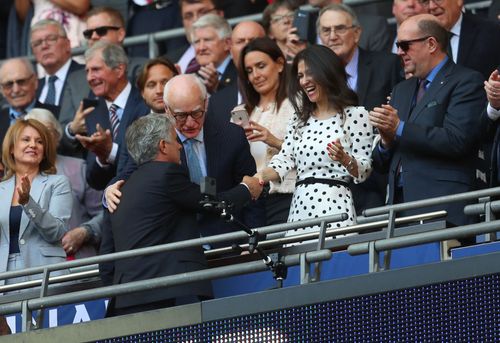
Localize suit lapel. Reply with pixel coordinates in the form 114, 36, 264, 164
356, 49, 371, 106
19, 174, 48, 238
410, 61, 453, 122
202, 120, 218, 177
457, 14, 476, 66
36, 78, 45, 100
0, 178, 15, 243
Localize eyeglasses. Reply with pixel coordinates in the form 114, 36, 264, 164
417, 0, 445, 6
170, 109, 205, 123
271, 12, 295, 24
182, 7, 216, 22
319, 25, 356, 37
395, 36, 430, 52
31, 34, 65, 49
83, 26, 120, 40
1, 74, 34, 91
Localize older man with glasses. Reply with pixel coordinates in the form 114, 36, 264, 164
0, 58, 59, 156
30, 19, 84, 118
420, 0, 500, 80
369, 14, 486, 231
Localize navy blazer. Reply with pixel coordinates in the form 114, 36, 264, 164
372, 60, 486, 226
457, 13, 500, 80
205, 81, 238, 124
85, 85, 150, 190
107, 161, 215, 309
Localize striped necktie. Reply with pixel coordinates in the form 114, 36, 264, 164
109, 104, 120, 139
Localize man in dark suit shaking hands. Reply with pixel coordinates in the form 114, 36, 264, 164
105, 113, 262, 316
370, 14, 486, 226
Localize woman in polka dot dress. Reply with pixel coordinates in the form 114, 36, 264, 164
255, 45, 373, 238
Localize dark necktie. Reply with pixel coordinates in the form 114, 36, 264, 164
185, 57, 201, 74
447, 32, 454, 60
184, 139, 203, 184
109, 104, 120, 139
416, 79, 428, 104
45, 75, 58, 105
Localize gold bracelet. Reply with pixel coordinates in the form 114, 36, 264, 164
346, 157, 356, 172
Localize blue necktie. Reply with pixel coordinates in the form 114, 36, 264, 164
184, 139, 203, 184
45, 75, 57, 105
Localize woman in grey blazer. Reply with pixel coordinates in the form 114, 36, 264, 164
0, 119, 72, 286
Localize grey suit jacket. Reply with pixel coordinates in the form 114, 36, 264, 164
0, 173, 73, 284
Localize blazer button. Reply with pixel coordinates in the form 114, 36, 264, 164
19, 239, 26, 245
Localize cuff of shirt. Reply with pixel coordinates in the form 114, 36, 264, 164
396, 121, 405, 138
96, 142, 119, 167
487, 103, 500, 121
65, 123, 77, 141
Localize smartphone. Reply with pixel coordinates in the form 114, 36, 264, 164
293, 9, 318, 44
231, 105, 250, 127
82, 98, 99, 110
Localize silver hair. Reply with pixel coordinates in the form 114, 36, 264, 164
24, 108, 63, 141
31, 19, 67, 37
0, 58, 36, 82
190, 13, 232, 42
84, 41, 128, 70
163, 74, 207, 107
125, 113, 176, 165
316, 3, 361, 35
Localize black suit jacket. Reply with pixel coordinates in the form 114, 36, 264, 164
35, 59, 83, 119
108, 161, 215, 309
85, 85, 150, 190
458, 13, 500, 80
114, 113, 256, 237
372, 60, 486, 226
206, 82, 239, 124
356, 48, 403, 111
217, 60, 238, 93
164, 42, 190, 64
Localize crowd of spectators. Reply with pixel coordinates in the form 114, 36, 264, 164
0, 0, 499, 325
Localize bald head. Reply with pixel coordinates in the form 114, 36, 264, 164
230, 21, 266, 69
163, 74, 208, 139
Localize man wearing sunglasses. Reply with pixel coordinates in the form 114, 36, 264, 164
30, 19, 84, 119
370, 14, 486, 228
59, 7, 147, 157
423, 0, 500, 80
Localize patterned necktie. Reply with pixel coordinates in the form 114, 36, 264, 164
109, 104, 120, 139
184, 139, 203, 184
45, 75, 58, 105
185, 57, 201, 74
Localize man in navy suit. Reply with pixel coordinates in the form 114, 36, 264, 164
106, 74, 257, 238
424, 0, 500, 80
30, 19, 83, 118
370, 14, 486, 226
103, 113, 261, 316
69, 41, 149, 190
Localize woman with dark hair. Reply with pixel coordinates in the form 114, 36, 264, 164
0, 119, 72, 286
256, 45, 373, 237
237, 37, 296, 225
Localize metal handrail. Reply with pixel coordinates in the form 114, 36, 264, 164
363, 187, 500, 217
348, 219, 500, 256
0, 249, 332, 317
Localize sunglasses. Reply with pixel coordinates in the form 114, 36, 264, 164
395, 36, 430, 52
83, 26, 120, 40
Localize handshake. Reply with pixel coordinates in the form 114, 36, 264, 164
242, 174, 266, 201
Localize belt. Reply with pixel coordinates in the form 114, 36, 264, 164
295, 177, 349, 188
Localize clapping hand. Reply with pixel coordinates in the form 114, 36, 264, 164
369, 104, 400, 148
17, 174, 31, 205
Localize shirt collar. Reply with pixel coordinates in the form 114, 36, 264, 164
216, 55, 231, 77
450, 11, 463, 38
9, 100, 36, 118
345, 47, 359, 80
177, 127, 205, 144
105, 82, 131, 110
424, 55, 449, 84
48, 58, 72, 82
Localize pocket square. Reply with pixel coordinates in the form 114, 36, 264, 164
426, 100, 439, 108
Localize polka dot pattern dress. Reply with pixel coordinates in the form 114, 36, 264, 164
269, 106, 373, 237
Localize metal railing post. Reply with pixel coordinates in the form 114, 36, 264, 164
382, 208, 397, 270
